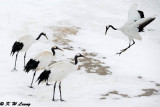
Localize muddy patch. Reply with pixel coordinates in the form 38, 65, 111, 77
156, 83, 160, 86
52, 26, 80, 45
138, 76, 142, 79
149, 81, 160, 87
77, 52, 111, 75
100, 97, 106, 100
100, 88, 159, 100
100, 90, 130, 100
63, 46, 74, 50
137, 89, 158, 97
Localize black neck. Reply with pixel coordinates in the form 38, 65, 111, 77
36, 33, 43, 40
51, 49, 55, 56
109, 25, 117, 30
74, 56, 78, 65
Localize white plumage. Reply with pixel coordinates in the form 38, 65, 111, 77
48, 61, 77, 81
18, 35, 35, 52
24, 45, 63, 88
11, 32, 48, 71
37, 53, 85, 101
34, 51, 54, 70
127, 4, 142, 24
105, 4, 156, 55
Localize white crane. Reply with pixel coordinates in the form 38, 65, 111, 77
11, 32, 48, 71
24, 45, 63, 88
105, 4, 156, 55
37, 53, 85, 101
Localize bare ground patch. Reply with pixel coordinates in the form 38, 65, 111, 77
137, 89, 158, 97
52, 26, 80, 45
100, 88, 159, 100
77, 52, 111, 75
156, 83, 160, 86
149, 81, 160, 87
137, 76, 142, 79
100, 90, 130, 100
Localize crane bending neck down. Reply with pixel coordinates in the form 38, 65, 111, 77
74, 54, 85, 65
36, 32, 48, 40
105, 25, 117, 35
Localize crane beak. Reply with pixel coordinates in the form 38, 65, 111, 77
57, 47, 63, 51
80, 54, 86, 58
105, 26, 108, 35
45, 35, 48, 40
43, 33, 48, 40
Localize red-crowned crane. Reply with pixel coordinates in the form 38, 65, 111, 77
37, 53, 85, 101
105, 4, 156, 55
24, 45, 63, 88
10, 32, 48, 71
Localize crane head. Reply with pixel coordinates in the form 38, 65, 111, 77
41, 32, 48, 40
52, 45, 63, 51
76, 53, 85, 58
105, 25, 109, 35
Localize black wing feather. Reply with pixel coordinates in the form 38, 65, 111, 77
37, 70, 51, 85
10, 42, 24, 56
138, 17, 155, 32
138, 10, 145, 18
24, 59, 39, 73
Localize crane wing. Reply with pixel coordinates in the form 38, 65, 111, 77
138, 10, 144, 18
131, 17, 155, 32
126, 4, 145, 24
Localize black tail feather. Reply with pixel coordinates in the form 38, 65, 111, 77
11, 42, 24, 56
37, 70, 51, 85
24, 59, 39, 73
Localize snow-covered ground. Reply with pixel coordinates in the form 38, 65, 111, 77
0, 0, 160, 107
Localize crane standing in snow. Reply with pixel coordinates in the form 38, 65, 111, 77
105, 4, 156, 55
24, 45, 63, 88
10, 32, 48, 71
37, 53, 85, 101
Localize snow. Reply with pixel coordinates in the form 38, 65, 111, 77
0, 0, 160, 107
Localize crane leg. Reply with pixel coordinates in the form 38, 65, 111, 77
117, 39, 135, 55
12, 52, 19, 71
24, 52, 26, 68
29, 71, 36, 88
59, 82, 65, 101
52, 81, 57, 101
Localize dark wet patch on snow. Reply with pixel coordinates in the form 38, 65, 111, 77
156, 83, 160, 86
100, 97, 106, 100
100, 90, 130, 100
63, 46, 74, 50
137, 89, 158, 97
137, 76, 142, 79
149, 81, 160, 87
100, 88, 159, 100
77, 52, 111, 75
28, 94, 33, 96
51, 26, 80, 45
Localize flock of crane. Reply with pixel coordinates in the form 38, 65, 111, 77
10, 4, 155, 101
